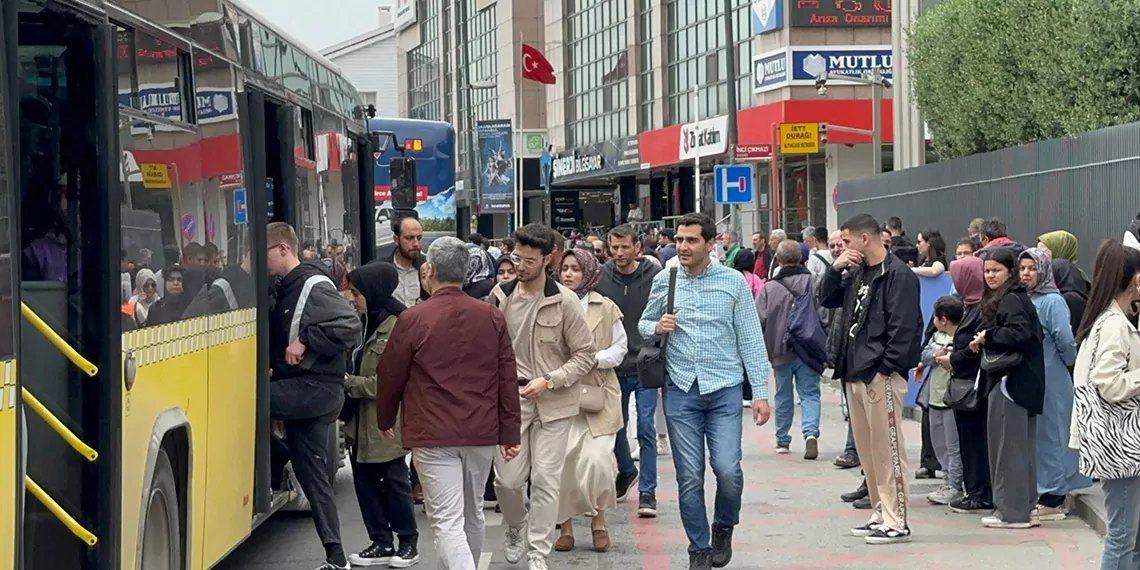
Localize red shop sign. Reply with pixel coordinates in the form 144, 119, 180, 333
734, 144, 773, 159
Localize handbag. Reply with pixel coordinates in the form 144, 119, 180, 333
979, 348, 1022, 375
637, 267, 678, 389
944, 369, 982, 412
1072, 326, 1140, 480
579, 383, 605, 413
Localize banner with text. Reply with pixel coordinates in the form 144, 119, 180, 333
477, 119, 515, 213
789, 46, 893, 85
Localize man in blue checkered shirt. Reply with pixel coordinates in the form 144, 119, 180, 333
638, 213, 772, 570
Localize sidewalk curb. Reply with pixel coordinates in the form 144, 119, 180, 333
826, 375, 1106, 535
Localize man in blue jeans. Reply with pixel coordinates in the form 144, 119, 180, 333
596, 224, 662, 516
755, 239, 823, 459
639, 213, 771, 570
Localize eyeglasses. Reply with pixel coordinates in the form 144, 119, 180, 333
509, 252, 542, 268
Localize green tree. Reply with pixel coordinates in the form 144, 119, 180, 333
909, 0, 1140, 158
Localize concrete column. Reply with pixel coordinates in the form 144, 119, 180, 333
824, 144, 878, 229
892, 0, 926, 170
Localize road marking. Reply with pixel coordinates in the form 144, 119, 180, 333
477, 552, 492, 570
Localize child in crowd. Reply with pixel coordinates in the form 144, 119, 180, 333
919, 296, 966, 506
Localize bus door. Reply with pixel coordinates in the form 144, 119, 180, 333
14, 4, 120, 570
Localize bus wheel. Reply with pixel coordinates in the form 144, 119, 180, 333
141, 448, 182, 570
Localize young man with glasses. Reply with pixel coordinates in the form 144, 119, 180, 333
265, 222, 363, 570
489, 224, 596, 570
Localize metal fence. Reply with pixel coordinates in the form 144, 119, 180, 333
836, 121, 1140, 271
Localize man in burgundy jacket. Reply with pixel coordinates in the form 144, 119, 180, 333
377, 236, 521, 570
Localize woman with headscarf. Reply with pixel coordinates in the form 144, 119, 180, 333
1017, 248, 1090, 521
463, 242, 496, 300
554, 248, 627, 554
495, 255, 517, 283
937, 257, 992, 513
1037, 231, 1079, 264
732, 248, 763, 299
342, 261, 420, 567
970, 247, 1045, 529
1038, 230, 1089, 336
127, 268, 160, 327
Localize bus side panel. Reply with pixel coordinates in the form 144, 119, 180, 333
120, 323, 212, 570
201, 310, 256, 566
0, 362, 15, 570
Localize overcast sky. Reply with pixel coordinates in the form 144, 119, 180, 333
241, 0, 396, 51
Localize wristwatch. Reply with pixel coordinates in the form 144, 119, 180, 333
543, 374, 554, 390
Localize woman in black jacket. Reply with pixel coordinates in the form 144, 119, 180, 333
971, 247, 1045, 529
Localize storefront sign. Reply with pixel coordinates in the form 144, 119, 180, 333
140, 163, 172, 189
751, 0, 784, 34
790, 0, 891, 27
119, 86, 237, 133
779, 122, 820, 154
550, 136, 641, 184
789, 46, 893, 84
394, 0, 417, 32
753, 49, 790, 93
735, 144, 773, 159
551, 191, 581, 234
679, 115, 729, 160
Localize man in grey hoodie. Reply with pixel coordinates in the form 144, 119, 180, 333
594, 223, 663, 518
755, 239, 824, 461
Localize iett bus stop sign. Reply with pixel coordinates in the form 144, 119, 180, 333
779, 122, 820, 154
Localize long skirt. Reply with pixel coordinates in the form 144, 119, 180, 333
557, 414, 618, 522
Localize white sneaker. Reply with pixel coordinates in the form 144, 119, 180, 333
926, 486, 964, 505
656, 435, 670, 456
528, 555, 549, 570
503, 526, 525, 564
631, 443, 640, 461
1033, 504, 1067, 521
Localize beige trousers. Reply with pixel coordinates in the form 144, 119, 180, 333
847, 373, 911, 532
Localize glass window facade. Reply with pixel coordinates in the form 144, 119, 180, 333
664, 0, 752, 125
565, 0, 630, 147
408, 0, 443, 120
459, 5, 499, 175
637, 0, 654, 132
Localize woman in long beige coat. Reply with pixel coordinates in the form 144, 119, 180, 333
554, 248, 627, 552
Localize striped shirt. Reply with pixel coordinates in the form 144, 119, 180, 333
638, 262, 771, 398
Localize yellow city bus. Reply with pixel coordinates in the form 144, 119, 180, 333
0, 0, 387, 568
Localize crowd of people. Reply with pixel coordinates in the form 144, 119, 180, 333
262, 208, 1140, 570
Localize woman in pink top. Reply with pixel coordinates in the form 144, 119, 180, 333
733, 249, 764, 299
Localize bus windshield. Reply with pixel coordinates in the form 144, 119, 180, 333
369, 118, 456, 244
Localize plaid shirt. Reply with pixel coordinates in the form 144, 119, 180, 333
638, 262, 771, 398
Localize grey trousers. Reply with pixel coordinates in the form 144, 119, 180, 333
987, 389, 1037, 523
928, 407, 963, 490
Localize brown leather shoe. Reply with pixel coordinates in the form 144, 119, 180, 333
554, 533, 575, 552
592, 528, 610, 552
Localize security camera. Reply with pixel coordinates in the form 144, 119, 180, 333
817, 84, 828, 97
814, 75, 828, 97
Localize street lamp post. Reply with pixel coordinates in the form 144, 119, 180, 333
814, 67, 891, 175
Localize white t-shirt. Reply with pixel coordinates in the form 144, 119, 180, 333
627, 207, 644, 222
665, 254, 720, 270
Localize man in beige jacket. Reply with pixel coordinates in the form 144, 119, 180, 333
489, 224, 596, 570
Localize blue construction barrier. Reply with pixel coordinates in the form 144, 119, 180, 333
903, 273, 955, 407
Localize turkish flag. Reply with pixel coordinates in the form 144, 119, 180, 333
522, 44, 556, 85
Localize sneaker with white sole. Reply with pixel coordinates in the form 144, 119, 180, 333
527, 554, 549, 570
926, 485, 964, 506
850, 522, 881, 537
1033, 504, 1067, 521
803, 436, 819, 460
864, 526, 912, 544
656, 435, 670, 456
981, 514, 1040, 529
389, 543, 419, 568
631, 443, 640, 461
775, 446, 790, 454
347, 543, 394, 566
504, 526, 525, 564
314, 562, 350, 570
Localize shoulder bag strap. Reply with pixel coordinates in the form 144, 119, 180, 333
661, 267, 679, 351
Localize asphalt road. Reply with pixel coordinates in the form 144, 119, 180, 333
215, 379, 1107, 570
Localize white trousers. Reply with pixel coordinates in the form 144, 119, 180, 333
412, 446, 496, 570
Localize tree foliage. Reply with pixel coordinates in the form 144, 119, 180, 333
909, 0, 1140, 158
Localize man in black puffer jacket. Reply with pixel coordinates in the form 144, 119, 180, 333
267, 222, 363, 570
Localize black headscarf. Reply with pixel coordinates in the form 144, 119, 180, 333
347, 261, 406, 341
1052, 258, 1089, 337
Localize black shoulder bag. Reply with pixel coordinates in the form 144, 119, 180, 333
638, 267, 678, 389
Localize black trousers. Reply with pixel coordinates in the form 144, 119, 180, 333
271, 377, 345, 556
920, 410, 942, 472
351, 455, 418, 548
955, 405, 993, 504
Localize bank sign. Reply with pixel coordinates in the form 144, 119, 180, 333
789, 46, 893, 84
679, 115, 729, 160
753, 49, 790, 93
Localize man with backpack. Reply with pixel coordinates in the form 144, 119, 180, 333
756, 240, 826, 460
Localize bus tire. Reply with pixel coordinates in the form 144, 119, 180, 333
141, 447, 183, 570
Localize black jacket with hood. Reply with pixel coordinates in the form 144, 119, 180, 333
594, 257, 661, 376
270, 261, 362, 383
819, 251, 923, 383
1051, 259, 1088, 338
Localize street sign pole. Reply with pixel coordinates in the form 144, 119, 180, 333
871, 66, 883, 176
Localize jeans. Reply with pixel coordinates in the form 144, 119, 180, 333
844, 421, 857, 457
351, 455, 418, 549
666, 378, 744, 553
614, 375, 660, 493
772, 359, 821, 448
1101, 477, 1140, 570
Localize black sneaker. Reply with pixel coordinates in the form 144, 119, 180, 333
850, 522, 880, 537
615, 467, 639, 502
841, 480, 869, 503
347, 543, 394, 566
853, 496, 872, 510
915, 467, 937, 479
688, 549, 713, 570
710, 525, 734, 568
389, 543, 420, 568
950, 496, 994, 513
637, 492, 658, 518
864, 526, 912, 544
314, 562, 350, 570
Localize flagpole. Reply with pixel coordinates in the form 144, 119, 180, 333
516, 31, 524, 231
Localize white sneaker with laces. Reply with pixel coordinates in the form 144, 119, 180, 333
528, 555, 549, 570
656, 435, 670, 456
504, 526, 525, 564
